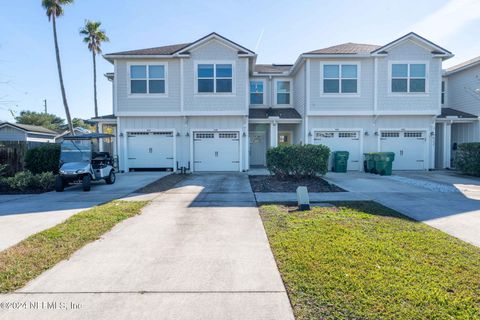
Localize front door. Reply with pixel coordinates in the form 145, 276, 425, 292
278, 131, 292, 146
249, 131, 267, 166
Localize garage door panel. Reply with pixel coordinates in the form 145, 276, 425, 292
127, 131, 174, 169
380, 131, 426, 170
193, 131, 240, 172
314, 131, 361, 171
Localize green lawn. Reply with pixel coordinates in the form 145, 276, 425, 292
260, 203, 480, 320
0, 200, 148, 293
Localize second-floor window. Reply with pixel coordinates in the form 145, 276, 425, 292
250, 80, 264, 104
391, 63, 426, 93
130, 64, 166, 94
323, 64, 358, 94
441, 80, 445, 104
197, 63, 233, 93
276, 80, 291, 105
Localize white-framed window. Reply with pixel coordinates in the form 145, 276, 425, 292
196, 62, 233, 94
250, 80, 265, 105
129, 63, 167, 95
441, 80, 445, 104
390, 62, 427, 93
322, 63, 359, 94
275, 79, 291, 105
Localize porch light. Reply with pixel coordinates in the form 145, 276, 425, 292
364, 131, 369, 136
308, 131, 312, 137
119, 132, 124, 137
374, 132, 379, 136
185, 132, 190, 137
430, 132, 435, 137
176, 132, 181, 137
242, 132, 246, 137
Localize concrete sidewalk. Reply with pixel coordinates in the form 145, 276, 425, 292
0, 172, 169, 251
0, 173, 294, 320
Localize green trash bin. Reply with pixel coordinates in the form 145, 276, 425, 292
363, 153, 376, 173
373, 152, 395, 176
332, 151, 349, 173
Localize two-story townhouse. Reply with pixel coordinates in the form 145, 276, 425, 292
435, 56, 480, 169
96, 32, 452, 173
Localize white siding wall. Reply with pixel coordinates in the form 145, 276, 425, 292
116, 59, 181, 113
309, 58, 374, 112
446, 64, 480, 116
377, 41, 442, 113
183, 40, 248, 113
118, 116, 246, 172
293, 63, 306, 116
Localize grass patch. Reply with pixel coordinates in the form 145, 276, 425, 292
0, 200, 148, 293
260, 202, 480, 319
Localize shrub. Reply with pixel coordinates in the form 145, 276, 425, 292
6, 171, 38, 192
24, 143, 61, 174
266, 144, 330, 179
454, 143, 480, 176
36, 172, 56, 191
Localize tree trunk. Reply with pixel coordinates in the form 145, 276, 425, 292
52, 14, 74, 135
93, 50, 99, 132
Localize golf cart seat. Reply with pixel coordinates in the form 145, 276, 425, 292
92, 152, 113, 168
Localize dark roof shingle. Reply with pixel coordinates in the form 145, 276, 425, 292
305, 42, 381, 55
106, 43, 190, 56
438, 108, 477, 119
0, 122, 58, 135
249, 108, 301, 119
254, 64, 292, 74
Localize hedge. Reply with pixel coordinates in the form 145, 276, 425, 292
454, 142, 480, 176
0, 171, 56, 192
266, 144, 330, 179
24, 143, 61, 174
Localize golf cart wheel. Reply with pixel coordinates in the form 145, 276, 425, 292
105, 170, 116, 185
55, 176, 64, 192
82, 175, 91, 192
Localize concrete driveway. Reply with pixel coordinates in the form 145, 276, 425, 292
0, 172, 169, 251
0, 173, 294, 320
324, 171, 480, 247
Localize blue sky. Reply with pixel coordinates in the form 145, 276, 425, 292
1, 0, 479, 122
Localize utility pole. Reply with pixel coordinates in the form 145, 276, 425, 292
43, 99, 48, 113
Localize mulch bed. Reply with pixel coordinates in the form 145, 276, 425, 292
249, 175, 345, 192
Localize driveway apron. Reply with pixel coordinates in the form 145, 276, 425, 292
0, 173, 294, 320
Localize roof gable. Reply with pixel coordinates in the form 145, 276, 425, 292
371, 32, 452, 59
175, 32, 255, 56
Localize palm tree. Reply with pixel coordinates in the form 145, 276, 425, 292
41, 0, 74, 134
80, 20, 109, 124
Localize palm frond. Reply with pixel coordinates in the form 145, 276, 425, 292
80, 20, 109, 54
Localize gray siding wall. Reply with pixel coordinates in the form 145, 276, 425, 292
377, 41, 442, 113
0, 127, 27, 141
446, 64, 480, 116
116, 58, 181, 113
183, 40, 248, 113
293, 63, 306, 116
309, 58, 374, 112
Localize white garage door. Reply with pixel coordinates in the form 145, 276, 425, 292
193, 131, 240, 172
127, 131, 174, 169
314, 131, 361, 171
380, 131, 426, 170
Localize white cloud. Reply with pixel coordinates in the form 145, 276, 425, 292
408, 0, 480, 42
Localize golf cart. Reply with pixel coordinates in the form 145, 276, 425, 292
55, 133, 116, 192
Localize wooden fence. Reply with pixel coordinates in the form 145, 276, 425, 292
0, 141, 45, 176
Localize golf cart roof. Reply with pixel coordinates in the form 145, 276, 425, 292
62, 133, 114, 140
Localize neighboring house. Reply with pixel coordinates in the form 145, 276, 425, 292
435, 57, 480, 169
99, 32, 452, 172
55, 127, 92, 143
0, 122, 57, 144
